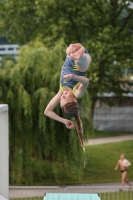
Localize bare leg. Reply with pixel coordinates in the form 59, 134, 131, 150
125, 178, 131, 185
125, 178, 132, 188
66, 43, 91, 72
75, 53, 91, 72
122, 171, 131, 186
120, 171, 131, 191
119, 172, 125, 191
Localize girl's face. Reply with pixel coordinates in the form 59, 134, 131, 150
60, 89, 76, 106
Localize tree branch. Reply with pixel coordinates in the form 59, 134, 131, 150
118, 11, 133, 34
93, 0, 103, 14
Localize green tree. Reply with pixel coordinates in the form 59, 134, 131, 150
0, 0, 133, 114
0, 39, 91, 185
0, 0, 133, 184
0, 0, 90, 45
87, 0, 133, 113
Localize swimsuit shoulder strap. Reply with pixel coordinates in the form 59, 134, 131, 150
72, 82, 80, 93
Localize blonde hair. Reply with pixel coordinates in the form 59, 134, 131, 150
61, 102, 85, 151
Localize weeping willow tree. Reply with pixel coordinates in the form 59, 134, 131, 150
0, 39, 92, 185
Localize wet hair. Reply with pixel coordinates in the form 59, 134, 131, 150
61, 102, 85, 151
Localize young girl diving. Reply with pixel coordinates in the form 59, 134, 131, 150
44, 43, 91, 150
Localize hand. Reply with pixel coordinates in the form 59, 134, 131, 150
65, 119, 75, 129
63, 74, 74, 81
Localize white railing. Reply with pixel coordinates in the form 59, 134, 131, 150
9, 185, 133, 200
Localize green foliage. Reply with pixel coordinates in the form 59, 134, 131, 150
0, 0, 133, 185
0, 0, 90, 45
9, 140, 133, 185
0, 0, 133, 46
0, 40, 91, 185
1, 0, 133, 110
0, 55, 16, 69
83, 140, 133, 184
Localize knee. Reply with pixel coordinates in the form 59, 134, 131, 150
87, 54, 92, 64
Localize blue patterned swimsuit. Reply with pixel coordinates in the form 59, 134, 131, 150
60, 48, 90, 91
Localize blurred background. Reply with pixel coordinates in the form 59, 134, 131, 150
0, 0, 133, 187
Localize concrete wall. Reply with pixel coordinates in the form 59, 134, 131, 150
93, 107, 133, 132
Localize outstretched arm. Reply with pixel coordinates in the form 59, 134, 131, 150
114, 161, 120, 171
44, 90, 75, 129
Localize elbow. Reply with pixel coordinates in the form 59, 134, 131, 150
44, 109, 48, 116
44, 108, 52, 117
87, 55, 92, 67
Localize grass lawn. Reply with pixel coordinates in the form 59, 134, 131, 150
23, 140, 133, 185
82, 140, 133, 184
10, 132, 133, 200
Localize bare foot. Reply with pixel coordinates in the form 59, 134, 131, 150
66, 43, 81, 56
69, 43, 81, 53
70, 46, 85, 60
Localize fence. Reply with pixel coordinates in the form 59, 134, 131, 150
9, 185, 133, 200
93, 107, 133, 132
